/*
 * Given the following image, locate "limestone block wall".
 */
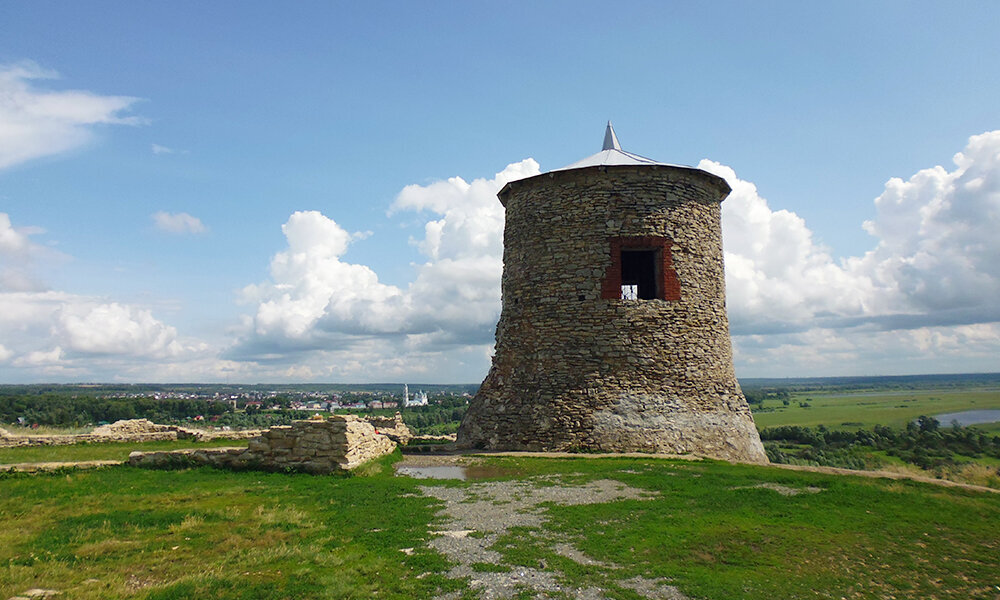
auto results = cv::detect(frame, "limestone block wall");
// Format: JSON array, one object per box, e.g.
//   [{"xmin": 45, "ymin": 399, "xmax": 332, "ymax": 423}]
[
  {"xmin": 91, "ymin": 418, "xmax": 178, "ymax": 437},
  {"xmin": 365, "ymin": 412, "xmax": 413, "ymax": 444},
  {"xmin": 0, "ymin": 419, "xmax": 264, "ymax": 448},
  {"xmin": 458, "ymin": 164, "xmax": 768, "ymax": 464},
  {"xmin": 129, "ymin": 415, "xmax": 397, "ymax": 473},
  {"xmin": 1, "ymin": 419, "xmax": 181, "ymax": 448}
]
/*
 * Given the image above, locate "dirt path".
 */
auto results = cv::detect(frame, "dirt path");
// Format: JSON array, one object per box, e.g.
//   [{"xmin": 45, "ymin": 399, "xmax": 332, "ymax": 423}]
[{"xmin": 415, "ymin": 476, "xmax": 686, "ymax": 600}]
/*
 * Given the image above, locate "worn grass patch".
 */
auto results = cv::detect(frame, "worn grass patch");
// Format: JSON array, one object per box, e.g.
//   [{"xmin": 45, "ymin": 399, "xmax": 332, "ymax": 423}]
[{"xmin": 2, "ymin": 455, "xmax": 998, "ymax": 599}]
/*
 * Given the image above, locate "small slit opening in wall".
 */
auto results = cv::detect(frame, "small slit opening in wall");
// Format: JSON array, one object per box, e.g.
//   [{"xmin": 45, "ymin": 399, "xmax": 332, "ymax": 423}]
[{"xmin": 577, "ymin": 294, "xmax": 586, "ymax": 301}]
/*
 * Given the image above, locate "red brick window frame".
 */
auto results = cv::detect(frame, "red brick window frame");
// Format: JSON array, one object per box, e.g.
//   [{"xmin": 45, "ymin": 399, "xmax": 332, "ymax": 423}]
[{"xmin": 601, "ymin": 236, "xmax": 681, "ymax": 300}]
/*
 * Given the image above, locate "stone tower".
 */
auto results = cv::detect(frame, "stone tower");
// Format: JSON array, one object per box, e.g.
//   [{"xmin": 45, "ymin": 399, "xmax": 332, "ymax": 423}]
[{"xmin": 457, "ymin": 124, "xmax": 767, "ymax": 464}]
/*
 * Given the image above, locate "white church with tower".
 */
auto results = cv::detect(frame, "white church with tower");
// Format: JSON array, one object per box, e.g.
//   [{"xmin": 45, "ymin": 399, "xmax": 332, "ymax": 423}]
[{"xmin": 402, "ymin": 384, "xmax": 428, "ymax": 407}]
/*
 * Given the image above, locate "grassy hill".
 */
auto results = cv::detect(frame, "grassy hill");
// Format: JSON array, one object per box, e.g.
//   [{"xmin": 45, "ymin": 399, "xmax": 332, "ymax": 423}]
[{"xmin": 2, "ymin": 453, "xmax": 998, "ymax": 600}]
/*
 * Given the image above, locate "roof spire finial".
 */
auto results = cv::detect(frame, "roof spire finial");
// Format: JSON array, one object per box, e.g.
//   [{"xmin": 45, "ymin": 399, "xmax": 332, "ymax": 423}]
[{"xmin": 602, "ymin": 121, "xmax": 621, "ymax": 151}]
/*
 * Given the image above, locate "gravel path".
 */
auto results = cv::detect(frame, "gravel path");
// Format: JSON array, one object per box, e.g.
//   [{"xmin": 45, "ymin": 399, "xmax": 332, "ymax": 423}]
[{"xmin": 412, "ymin": 473, "xmax": 686, "ymax": 600}]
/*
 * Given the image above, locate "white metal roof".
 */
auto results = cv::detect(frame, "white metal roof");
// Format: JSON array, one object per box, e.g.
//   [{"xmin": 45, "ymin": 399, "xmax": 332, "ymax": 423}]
[{"xmin": 553, "ymin": 122, "xmax": 680, "ymax": 171}]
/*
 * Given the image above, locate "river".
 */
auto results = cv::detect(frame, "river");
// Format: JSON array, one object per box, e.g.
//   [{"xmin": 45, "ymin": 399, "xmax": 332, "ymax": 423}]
[{"xmin": 930, "ymin": 409, "xmax": 1000, "ymax": 426}]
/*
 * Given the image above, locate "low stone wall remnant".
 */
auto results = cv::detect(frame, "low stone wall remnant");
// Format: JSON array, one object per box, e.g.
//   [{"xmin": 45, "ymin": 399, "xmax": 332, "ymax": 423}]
[
  {"xmin": 0, "ymin": 419, "xmax": 264, "ymax": 448},
  {"xmin": 366, "ymin": 412, "xmax": 413, "ymax": 444},
  {"xmin": 129, "ymin": 415, "xmax": 397, "ymax": 473}
]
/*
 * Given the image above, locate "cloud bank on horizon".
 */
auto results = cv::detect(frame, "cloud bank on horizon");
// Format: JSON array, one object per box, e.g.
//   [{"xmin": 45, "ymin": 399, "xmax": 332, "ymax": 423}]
[
  {"xmin": 703, "ymin": 133, "xmax": 1000, "ymax": 374},
  {"xmin": 1, "ymin": 62, "xmax": 997, "ymax": 382}
]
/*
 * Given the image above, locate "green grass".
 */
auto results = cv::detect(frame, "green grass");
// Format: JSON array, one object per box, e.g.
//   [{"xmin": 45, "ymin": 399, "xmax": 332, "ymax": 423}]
[
  {"xmin": 0, "ymin": 439, "xmax": 247, "ymax": 464},
  {"xmin": 753, "ymin": 387, "xmax": 1000, "ymax": 430},
  {"xmin": 0, "ymin": 454, "xmax": 459, "ymax": 600},
  {"xmin": 2, "ymin": 454, "xmax": 998, "ymax": 599},
  {"xmin": 977, "ymin": 421, "xmax": 1000, "ymax": 433},
  {"xmin": 487, "ymin": 457, "xmax": 1000, "ymax": 599}
]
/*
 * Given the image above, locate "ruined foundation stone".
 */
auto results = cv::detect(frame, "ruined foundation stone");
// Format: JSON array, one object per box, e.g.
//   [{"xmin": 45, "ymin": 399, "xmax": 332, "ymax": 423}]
[
  {"xmin": 129, "ymin": 415, "xmax": 397, "ymax": 473},
  {"xmin": 457, "ymin": 126, "xmax": 768, "ymax": 464},
  {"xmin": 365, "ymin": 412, "xmax": 413, "ymax": 445},
  {"xmin": 0, "ymin": 419, "xmax": 263, "ymax": 448}
]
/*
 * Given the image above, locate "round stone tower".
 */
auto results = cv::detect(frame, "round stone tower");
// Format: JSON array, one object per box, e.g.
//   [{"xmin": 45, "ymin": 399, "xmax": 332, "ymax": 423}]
[{"xmin": 457, "ymin": 123, "xmax": 767, "ymax": 464}]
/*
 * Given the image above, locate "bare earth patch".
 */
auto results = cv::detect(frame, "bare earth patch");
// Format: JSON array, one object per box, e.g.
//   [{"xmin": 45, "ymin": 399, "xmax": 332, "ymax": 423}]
[{"xmin": 417, "ymin": 477, "xmax": 687, "ymax": 599}]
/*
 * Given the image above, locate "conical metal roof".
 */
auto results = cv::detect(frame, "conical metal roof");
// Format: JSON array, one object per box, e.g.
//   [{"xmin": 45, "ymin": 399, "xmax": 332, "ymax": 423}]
[
  {"xmin": 602, "ymin": 121, "xmax": 621, "ymax": 150},
  {"xmin": 498, "ymin": 122, "xmax": 729, "ymax": 200},
  {"xmin": 554, "ymin": 122, "xmax": 677, "ymax": 171}
]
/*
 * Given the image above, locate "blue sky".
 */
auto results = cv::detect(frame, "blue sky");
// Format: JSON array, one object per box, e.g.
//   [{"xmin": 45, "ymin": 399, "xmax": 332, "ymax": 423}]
[{"xmin": 1, "ymin": 1, "xmax": 998, "ymax": 382}]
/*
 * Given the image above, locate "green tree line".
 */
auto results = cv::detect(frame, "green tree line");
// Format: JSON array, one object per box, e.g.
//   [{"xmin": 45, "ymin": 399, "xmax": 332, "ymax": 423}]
[
  {"xmin": 400, "ymin": 401, "xmax": 468, "ymax": 435},
  {"xmin": 761, "ymin": 417, "xmax": 1000, "ymax": 470},
  {"xmin": 0, "ymin": 394, "xmax": 231, "ymax": 428}
]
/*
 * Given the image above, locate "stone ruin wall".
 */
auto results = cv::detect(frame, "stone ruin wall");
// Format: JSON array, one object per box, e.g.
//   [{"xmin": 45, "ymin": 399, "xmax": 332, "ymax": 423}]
[
  {"xmin": 0, "ymin": 419, "xmax": 262, "ymax": 448},
  {"xmin": 365, "ymin": 412, "xmax": 413, "ymax": 444},
  {"xmin": 129, "ymin": 415, "xmax": 399, "ymax": 473},
  {"xmin": 4, "ymin": 414, "xmax": 410, "ymax": 473},
  {"xmin": 458, "ymin": 165, "xmax": 768, "ymax": 464}
]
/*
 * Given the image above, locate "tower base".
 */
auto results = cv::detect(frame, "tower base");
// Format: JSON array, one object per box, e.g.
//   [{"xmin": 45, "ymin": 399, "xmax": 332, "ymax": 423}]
[{"xmin": 458, "ymin": 384, "xmax": 769, "ymax": 464}]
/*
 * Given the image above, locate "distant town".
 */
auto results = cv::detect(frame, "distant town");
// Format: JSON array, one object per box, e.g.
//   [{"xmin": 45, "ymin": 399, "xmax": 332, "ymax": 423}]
[
  {"xmin": 87, "ymin": 383, "xmax": 474, "ymax": 412},
  {"xmin": 0, "ymin": 382, "xmax": 478, "ymax": 435}
]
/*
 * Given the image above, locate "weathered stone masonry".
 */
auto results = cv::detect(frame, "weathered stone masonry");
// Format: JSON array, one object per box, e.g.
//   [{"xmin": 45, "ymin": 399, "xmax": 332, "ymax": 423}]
[
  {"xmin": 0, "ymin": 419, "xmax": 262, "ymax": 448},
  {"xmin": 129, "ymin": 415, "xmax": 398, "ymax": 473},
  {"xmin": 457, "ymin": 144, "xmax": 768, "ymax": 463}
]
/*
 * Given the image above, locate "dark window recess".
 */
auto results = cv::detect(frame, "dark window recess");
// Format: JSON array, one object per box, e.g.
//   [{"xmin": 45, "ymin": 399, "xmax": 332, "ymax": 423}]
[
  {"xmin": 601, "ymin": 236, "xmax": 680, "ymax": 301},
  {"xmin": 621, "ymin": 249, "xmax": 660, "ymax": 299}
]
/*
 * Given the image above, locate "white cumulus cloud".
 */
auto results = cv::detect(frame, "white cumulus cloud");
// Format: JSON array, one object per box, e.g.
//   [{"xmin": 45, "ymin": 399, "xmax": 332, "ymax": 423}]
[
  {"xmin": 705, "ymin": 160, "xmax": 876, "ymax": 334},
  {"xmin": 242, "ymin": 209, "xmax": 401, "ymax": 340},
  {"xmin": 0, "ymin": 290, "xmax": 197, "ymax": 366},
  {"xmin": 55, "ymin": 302, "xmax": 184, "ymax": 357},
  {"xmin": 709, "ymin": 129, "xmax": 1000, "ymax": 339},
  {"xmin": 708, "ymin": 130, "xmax": 1000, "ymax": 375},
  {"xmin": 0, "ymin": 61, "xmax": 143, "ymax": 170},
  {"xmin": 0, "ymin": 212, "xmax": 56, "ymax": 292},
  {"xmin": 0, "ymin": 213, "xmax": 206, "ymax": 381},
  {"xmin": 230, "ymin": 159, "xmax": 540, "ymax": 377},
  {"xmin": 13, "ymin": 346, "xmax": 64, "ymax": 367},
  {"xmin": 848, "ymin": 130, "xmax": 1000, "ymax": 324},
  {"xmin": 152, "ymin": 211, "xmax": 208, "ymax": 235}
]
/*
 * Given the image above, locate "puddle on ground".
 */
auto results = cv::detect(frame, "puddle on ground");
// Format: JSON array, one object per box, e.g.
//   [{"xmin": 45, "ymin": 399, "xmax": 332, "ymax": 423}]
[{"xmin": 394, "ymin": 464, "xmax": 523, "ymax": 480}]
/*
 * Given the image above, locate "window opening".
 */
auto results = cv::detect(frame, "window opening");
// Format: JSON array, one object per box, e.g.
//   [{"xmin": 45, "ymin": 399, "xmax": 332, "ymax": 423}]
[
  {"xmin": 601, "ymin": 236, "xmax": 680, "ymax": 301},
  {"xmin": 620, "ymin": 249, "xmax": 660, "ymax": 299}
]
